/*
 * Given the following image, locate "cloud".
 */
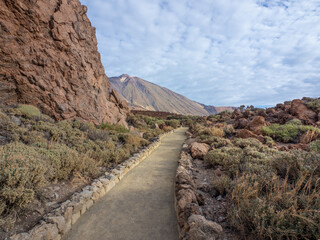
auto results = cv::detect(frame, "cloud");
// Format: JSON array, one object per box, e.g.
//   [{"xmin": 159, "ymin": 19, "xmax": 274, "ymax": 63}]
[{"xmin": 80, "ymin": 0, "xmax": 320, "ymax": 106}]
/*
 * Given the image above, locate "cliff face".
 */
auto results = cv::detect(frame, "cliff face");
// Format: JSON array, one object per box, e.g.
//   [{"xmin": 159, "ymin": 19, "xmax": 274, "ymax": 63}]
[{"xmin": 0, "ymin": 0, "xmax": 128, "ymax": 126}]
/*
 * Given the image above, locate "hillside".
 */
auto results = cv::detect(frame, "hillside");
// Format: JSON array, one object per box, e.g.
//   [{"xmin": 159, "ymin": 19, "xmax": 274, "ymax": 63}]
[{"xmin": 110, "ymin": 74, "xmax": 235, "ymax": 116}]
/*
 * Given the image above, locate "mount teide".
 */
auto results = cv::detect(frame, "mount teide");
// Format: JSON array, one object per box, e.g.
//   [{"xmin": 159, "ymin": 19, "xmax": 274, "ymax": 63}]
[{"xmin": 110, "ymin": 74, "xmax": 235, "ymax": 116}]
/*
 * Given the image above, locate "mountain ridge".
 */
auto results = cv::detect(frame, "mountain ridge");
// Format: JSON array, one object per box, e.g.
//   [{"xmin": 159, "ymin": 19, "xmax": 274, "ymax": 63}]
[{"xmin": 110, "ymin": 74, "xmax": 235, "ymax": 116}]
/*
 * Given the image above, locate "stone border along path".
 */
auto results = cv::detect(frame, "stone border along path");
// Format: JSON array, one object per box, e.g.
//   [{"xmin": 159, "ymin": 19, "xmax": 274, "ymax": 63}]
[
  {"xmin": 63, "ymin": 127, "xmax": 187, "ymax": 240},
  {"xmin": 8, "ymin": 127, "xmax": 187, "ymax": 240}
]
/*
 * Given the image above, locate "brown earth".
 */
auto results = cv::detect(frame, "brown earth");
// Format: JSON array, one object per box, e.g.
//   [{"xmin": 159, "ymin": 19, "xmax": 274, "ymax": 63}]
[{"xmin": 0, "ymin": 0, "xmax": 128, "ymax": 126}]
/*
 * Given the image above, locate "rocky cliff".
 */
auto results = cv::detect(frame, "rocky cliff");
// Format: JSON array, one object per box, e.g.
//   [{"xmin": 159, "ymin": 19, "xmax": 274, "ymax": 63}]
[{"xmin": 0, "ymin": 0, "xmax": 128, "ymax": 126}]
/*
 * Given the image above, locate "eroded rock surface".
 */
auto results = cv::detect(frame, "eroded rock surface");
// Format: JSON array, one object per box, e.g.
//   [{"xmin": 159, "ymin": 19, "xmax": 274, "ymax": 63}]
[{"xmin": 0, "ymin": 0, "xmax": 127, "ymax": 126}]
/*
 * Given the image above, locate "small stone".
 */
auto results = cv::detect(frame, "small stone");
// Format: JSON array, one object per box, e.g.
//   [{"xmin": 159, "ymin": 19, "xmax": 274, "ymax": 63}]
[
  {"xmin": 72, "ymin": 211, "xmax": 81, "ymax": 225},
  {"xmin": 86, "ymin": 199, "xmax": 93, "ymax": 210},
  {"xmin": 10, "ymin": 116, "xmax": 21, "ymax": 126},
  {"xmin": 8, "ymin": 233, "xmax": 32, "ymax": 240},
  {"xmin": 29, "ymin": 223, "xmax": 60, "ymax": 240},
  {"xmin": 46, "ymin": 216, "xmax": 66, "ymax": 234},
  {"xmin": 217, "ymin": 195, "xmax": 222, "ymax": 201}
]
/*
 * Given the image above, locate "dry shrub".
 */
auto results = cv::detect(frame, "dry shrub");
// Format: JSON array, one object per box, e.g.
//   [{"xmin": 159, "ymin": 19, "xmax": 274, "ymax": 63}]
[
  {"xmin": 229, "ymin": 173, "xmax": 320, "ymax": 240},
  {"xmin": 0, "ymin": 143, "xmax": 47, "ymax": 228},
  {"xmin": 300, "ymin": 129, "xmax": 319, "ymax": 144},
  {"xmin": 212, "ymin": 175, "xmax": 232, "ymax": 195},
  {"xmin": 211, "ymin": 127, "xmax": 225, "ymax": 137},
  {"xmin": 162, "ymin": 125, "xmax": 174, "ymax": 132}
]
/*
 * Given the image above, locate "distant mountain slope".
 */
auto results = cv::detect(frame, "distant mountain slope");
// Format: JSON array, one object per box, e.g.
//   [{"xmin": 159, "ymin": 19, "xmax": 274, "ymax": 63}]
[{"xmin": 110, "ymin": 74, "xmax": 235, "ymax": 116}]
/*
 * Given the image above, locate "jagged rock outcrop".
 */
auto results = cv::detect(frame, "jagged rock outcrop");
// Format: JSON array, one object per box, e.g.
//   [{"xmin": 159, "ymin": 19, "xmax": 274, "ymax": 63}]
[{"xmin": 0, "ymin": 0, "xmax": 128, "ymax": 126}]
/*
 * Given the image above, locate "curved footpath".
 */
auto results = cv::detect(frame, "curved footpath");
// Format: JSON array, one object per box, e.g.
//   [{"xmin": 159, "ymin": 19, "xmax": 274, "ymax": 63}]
[{"xmin": 64, "ymin": 127, "xmax": 187, "ymax": 240}]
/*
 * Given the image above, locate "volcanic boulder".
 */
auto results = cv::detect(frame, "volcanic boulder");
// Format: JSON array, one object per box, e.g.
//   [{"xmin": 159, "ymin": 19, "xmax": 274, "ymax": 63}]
[{"xmin": 289, "ymin": 100, "xmax": 317, "ymax": 125}]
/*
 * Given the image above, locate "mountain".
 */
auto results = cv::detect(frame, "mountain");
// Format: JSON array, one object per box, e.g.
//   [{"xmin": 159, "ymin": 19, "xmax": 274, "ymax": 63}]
[
  {"xmin": 0, "ymin": 0, "xmax": 128, "ymax": 126},
  {"xmin": 110, "ymin": 74, "xmax": 235, "ymax": 116}
]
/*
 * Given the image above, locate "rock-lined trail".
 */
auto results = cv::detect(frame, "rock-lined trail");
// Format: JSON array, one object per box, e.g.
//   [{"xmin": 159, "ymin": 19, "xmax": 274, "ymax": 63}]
[{"xmin": 64, "ymin": 128, "xmax": 187, "ymax": 240}]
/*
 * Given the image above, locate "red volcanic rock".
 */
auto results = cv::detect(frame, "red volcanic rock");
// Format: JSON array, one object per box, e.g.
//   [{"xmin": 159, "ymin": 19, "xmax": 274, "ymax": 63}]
[
  {"xmin": 266, "ymin": 108, "xmax": 276, "ymax": 115},
  {"xmin": 246, "ymin": 116, "xmax": 266, "ymax": 134},
  {"xmin": 0, "ymin": 0, "xmax": 127, "ymax": 126},
  {"xmin": 289, "ymin": 100, "xmax": 317, "ymax": 124},
  {"xmin": 237, "ymin": 129, "xmax": 265, "ymax": 143},
  {"xmin": 234, "ymin": 118, "xmax": 248, "ymax": 129},
  {"xmin": 276, "ymin": 111, "xmax": 294, "ymax": 124},
  {"xmin": 190, "ymin": 142, "xmax": 210, "ymax": 159}
]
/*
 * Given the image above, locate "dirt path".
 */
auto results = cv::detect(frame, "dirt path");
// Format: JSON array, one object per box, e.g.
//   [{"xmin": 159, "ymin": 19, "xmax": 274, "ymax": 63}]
[{"xmin": 64, "ymin": 128, "xmax": 187, "ymax": 240}]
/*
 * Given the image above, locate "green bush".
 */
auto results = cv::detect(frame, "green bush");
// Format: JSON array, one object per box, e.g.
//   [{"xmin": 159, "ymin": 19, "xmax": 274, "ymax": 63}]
[
  {"xmin": 16, "ymin": 105, "xmax": 41, "ymax": 118},
  {"xmin": 261, "ymin": 123, "xmax": 319, "ymax": 143},
  {"xmin": 165, "ymin": 119, "xmax": 180, "ymax": 128},
  {"xmin": 98, "ymin": 122, "xmax": 129, "ymax": 133},
  {"xmin": 306, "ymin": 99, "xmax": 320, "ymax": 111}
]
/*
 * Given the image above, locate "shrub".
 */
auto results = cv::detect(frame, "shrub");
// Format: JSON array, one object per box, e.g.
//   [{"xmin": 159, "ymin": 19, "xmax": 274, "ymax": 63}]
[
  {"xmin": 233, "ymin": 138, "xmax": 263, "ymax": 149},
  {"xmin": 209, "ymin": 137, "xmax": 232, "ymax": 148},
  {"xmin": 223, "ymin": 124, "xmax": 234, "ymax": 136},
  {"xmin": 229, "ymin": 173, "xmax": 320, "ymax": 240},
  {"xmin": 204, "ymin": 147, "xmax": 242, "ymax": 177},
  {"xmin": 212, "ymin": 175, "xmax": 232, "ymax": 195},
  {"xmin": 287, "ymin": 118, "xmax": 302, "ymax": 125},
  {"xmin": 165, "ymin": 119, "xmax": 180, "ymax": 128},
  {"xmin": 306, "ymin": 99, "xmax": 320, "ymax": 111},
  {"xmin": 87, "ymin": 128, "xmax": 109, "ymax": 141},
  {"xmin": 261, "ymin": 123, "xmax": 319, "ymax": 143},
  {"xmin": 16, "ymin": 105, "xmax": 41, "ymax": 118},
  {"xmin": 98, "ymin": 122, "xmax": 129, "ymax": 133},
  {"xmin": 309, "ymin": 140, "xmax": 320, "ymax": 153},
  {"xmin": 0, "ymin": 143, "xmax": 47, "ymax": 227}
]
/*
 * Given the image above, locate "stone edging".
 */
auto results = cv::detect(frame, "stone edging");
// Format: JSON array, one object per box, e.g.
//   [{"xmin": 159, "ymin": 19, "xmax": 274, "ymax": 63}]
[
  {"xmin": 174, "ymin": 140, "xmax": 223, "ymax": 240},
  {"xmin": 8, "ymin": 129, "xmax": 178, "ymax": 240}
]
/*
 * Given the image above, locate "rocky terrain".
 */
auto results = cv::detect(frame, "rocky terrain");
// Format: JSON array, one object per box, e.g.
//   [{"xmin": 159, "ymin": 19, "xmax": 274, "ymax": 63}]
[
  {"xmin": 175, "ymin": 97, "xmax": 320, "ymax": 240},
  {"xmin": 0, "ymin": 0, "xmax": 128, "ymax": 126},
  {"xmin": 110, "ymin": 74, "xmax": 235, "ymax": 116}
]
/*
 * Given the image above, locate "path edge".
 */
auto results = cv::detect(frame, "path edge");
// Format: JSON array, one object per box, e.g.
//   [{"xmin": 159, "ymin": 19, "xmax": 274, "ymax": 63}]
[{"xmin": 8, "ymin": 129, "xmax": 179, "ymax": 240}]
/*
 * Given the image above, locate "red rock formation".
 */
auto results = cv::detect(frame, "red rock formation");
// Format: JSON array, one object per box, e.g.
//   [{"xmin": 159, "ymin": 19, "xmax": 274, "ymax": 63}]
[
  {"xmin": 236, "ymin": 129, "xmax": 265, "ymax": 143},
  {"xmin": 0, "ymin": 0, "xmax": 127, "ymax": 126},
  {"xmin": 289, "ymin": 99, "xmax": 317, "ymax": 125},
  {"xmin": 246, "ymin": 116, "xmax": 266, "ymax": 134}
]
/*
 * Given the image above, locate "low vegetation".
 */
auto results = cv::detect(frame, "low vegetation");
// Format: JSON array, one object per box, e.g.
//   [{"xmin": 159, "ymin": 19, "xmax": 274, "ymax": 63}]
[
  {"xmin": 0, "ymin": 105, "xmax": 180, "ymax": 229},
  {"xmin": 261, "ymin": 121, "xmax": 319, "ymax": 143},
  {"xmin": 190, "ymin": 111, "xmax": 320, "ymax": 240}
]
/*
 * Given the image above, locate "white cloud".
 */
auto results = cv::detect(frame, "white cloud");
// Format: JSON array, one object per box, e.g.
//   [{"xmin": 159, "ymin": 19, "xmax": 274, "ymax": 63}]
[{"xmin": 80, "ymin": 0, "xmax": 320, "ymax": 106}]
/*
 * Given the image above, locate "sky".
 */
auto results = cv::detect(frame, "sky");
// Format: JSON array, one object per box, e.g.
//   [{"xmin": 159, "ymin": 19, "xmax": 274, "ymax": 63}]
[{"xmin": 80, "ymin": 0, "xmax": 320, "ymax": 107}]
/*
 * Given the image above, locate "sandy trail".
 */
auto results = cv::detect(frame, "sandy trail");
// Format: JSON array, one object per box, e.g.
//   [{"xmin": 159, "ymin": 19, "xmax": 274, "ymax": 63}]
[{"xmin": 64, "ymin": 128, "xmax": 187, "ymax": 240}]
